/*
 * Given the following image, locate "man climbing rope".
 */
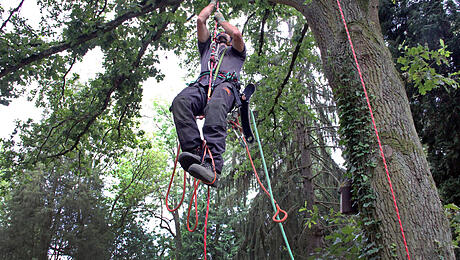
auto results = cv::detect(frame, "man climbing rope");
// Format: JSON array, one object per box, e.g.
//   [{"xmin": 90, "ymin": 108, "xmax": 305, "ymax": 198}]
[{"xmin": 170, "ymin": 1, "xmax": 246, "ymax": 188}]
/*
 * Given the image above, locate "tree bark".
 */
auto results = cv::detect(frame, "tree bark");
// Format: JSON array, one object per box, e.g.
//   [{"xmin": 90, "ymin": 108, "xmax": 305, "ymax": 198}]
[
  {"xmin": 295, "ymin": 117, "xmax": 324, "ymax": 255},
  {"xmin": 172, "ymin": 210, "xmax": 182, "ymax": 260},
  {"xmin": 271, "ymin": 0, "xmax": 455, "ymax": 258}
]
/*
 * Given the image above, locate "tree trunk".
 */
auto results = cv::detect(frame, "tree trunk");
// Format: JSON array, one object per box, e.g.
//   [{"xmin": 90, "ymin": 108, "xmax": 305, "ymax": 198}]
[
  {"xmin": 295, "ymin": 118, "xmax": 324, "ymax": 255},
  {"xmin": 271, "ymin": 0, "xmax": 454, "ymax": 258},
  {"xmin": 172, "ymin": 210, "xmax": 182, "ymax": 260}
]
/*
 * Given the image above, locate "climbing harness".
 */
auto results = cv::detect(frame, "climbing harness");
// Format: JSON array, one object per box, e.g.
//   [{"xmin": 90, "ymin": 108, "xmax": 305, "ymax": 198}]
[{"xmin": 336, "ymin": 0, "xmax": 410, "ymax": 259}]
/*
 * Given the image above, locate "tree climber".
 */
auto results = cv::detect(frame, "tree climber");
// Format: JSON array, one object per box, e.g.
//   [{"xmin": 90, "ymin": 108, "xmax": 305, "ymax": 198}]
[{"xmin": 170, "ymin": 1, "xmax": 246, "ymax": 188}]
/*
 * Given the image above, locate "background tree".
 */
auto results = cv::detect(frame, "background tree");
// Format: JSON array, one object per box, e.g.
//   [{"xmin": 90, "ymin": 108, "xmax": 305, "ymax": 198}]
[
  {"xmin": 379, "ymin": 0, "xmax": 460, "ymax": 205},
  {"xmin": 0, "ymin": 159, "xmax": 111, "ymax": 259}
]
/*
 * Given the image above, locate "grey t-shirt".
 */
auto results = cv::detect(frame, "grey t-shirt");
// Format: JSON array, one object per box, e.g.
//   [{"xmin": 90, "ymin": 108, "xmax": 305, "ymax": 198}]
[{"xmin": 197, "ymin": 36, "xmax": 246, "ymax": 86}]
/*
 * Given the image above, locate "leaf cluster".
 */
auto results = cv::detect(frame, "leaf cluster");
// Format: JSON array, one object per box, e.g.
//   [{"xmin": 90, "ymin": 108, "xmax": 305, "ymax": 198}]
[{"xmin": 398, "ymin": 39, "xmax": 459, "ymax": 95}]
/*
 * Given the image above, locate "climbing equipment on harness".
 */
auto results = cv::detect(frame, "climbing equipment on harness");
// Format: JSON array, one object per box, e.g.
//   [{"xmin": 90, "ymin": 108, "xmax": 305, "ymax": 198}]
[
  {"xmin": 239, "ymin": 83, "xmax": 256, "ymax": 143},
  {"xmin": 336, "ymin": 0, "xmax": 410, "ymax": 259},
  {"xmin": 207, "ymin": 1, "xmax": 221, "ymax": 99}
]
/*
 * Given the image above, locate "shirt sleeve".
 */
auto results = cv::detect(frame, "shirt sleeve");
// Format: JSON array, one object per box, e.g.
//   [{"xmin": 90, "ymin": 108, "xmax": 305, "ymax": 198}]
[
  {"xmin": 198, "ymin": 36, "xmax": 212, "ymax": 58},
  {"xmin": 231, "ymin": 45, "xmax": 247, "ymax": 59}
]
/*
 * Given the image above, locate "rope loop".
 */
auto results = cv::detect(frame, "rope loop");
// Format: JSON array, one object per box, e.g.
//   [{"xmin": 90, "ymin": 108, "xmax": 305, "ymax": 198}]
[
  {"xmin": 165, "ymin": 143, "xmax": 187, "ymax": 212},
  {"xmin": 186, "ymin": 179, "xmax": 200, "ymax": 232},
  {"xmin": 272, "ymin": 203, "xmax": 288, "ymax": 223}
]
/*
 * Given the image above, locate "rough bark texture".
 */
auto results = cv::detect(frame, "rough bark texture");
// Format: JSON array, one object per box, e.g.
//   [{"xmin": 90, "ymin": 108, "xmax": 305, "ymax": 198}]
[{"xmin": 271, "ymin": 0, "xmax": 455, "ymax": 258}]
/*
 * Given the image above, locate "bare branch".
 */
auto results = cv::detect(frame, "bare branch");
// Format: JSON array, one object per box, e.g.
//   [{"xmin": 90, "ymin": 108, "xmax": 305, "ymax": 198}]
[
  {"xmin": 61, "ymin": 56, "xmax": 77, "ymax": 103},
  {"xmin": 0, "ymin": 0, "xmax": 25, "ymax": 31},
  {"xmin": 267, "ymin": 22, "xmax": 309, "ymax": 117},
  {"xmin": 258, "ymin": 8, "xmax": 271, "ymax": 56}
]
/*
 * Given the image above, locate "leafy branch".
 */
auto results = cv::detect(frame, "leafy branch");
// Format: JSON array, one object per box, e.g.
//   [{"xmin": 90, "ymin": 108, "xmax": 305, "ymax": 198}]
[
  {"xmin": 0, "ymin": 0, "xmax": 183, "ymax": 80},
  {"xmin": 398, "ymin": 39, "xmax": 459, "ymax": 95}
]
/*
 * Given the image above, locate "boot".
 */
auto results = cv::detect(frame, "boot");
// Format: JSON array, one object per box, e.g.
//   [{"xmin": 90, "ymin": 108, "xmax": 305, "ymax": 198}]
[
  {"xmin": 188, "ymin": 160, "xmax": 220, "ymax": 188},
  {"xmin": 178, "ymin": 147, "xmax": 203, "ymax": 172}
]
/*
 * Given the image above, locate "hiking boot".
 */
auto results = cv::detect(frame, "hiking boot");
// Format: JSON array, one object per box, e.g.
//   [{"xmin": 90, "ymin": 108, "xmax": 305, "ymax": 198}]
[
  {"xmin": 188, "ymin": 160, "xmax": 220, "ymax": 188},
  {"xmin": 178, "ymin": 148, "xmax": 203, "ymax": 172}
]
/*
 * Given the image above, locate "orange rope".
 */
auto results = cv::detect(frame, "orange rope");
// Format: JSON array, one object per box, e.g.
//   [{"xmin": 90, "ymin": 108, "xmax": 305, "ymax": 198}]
[{"xmin": 229, "ymin": 119, "xmax": 288, "ymax": 223}]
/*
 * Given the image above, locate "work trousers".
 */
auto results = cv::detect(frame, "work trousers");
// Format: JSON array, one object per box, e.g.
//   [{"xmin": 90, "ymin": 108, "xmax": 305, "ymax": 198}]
[{"xmin": 171, "ymin": 82, "xmax": 236, "ymax": 172}]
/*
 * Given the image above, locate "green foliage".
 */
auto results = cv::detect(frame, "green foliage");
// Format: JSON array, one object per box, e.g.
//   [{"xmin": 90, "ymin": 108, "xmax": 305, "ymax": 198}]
[
  {"xmin": 397, "ymin": 39, "xmax": 459, "ymax": 95},
  {"xmin": 0, "ymin": 160, "xmax": 112, "ymax": 259},
  {"xmin": 332, "ymin": 53, "xmax": 380, "ymax": 258},
  {"xmin": 380, "ymin": 0, "xmax": 460, "ymax": 206},
  {"xmin": 112, "ymin": 221, "xmax": 163, "ymax": 259},
  {"xmin": 299, "ymin": 206, "xmax": 364, "ymax": 259},
  {"xmin": 445, "ymin": 203, "xmax": 460, "ymax": 255}
]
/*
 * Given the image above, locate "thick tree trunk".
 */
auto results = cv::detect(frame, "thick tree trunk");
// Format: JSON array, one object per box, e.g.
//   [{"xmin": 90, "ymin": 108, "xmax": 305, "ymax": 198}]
[{"xmin": 272, "ymin": 0, "xmax": 455, "ymax": 258}]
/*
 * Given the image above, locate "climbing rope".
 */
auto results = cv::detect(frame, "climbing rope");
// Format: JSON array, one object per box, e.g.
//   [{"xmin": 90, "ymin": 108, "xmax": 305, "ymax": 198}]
[
  {"xmin": 164, "ymin": 136, "xmax": 218, "ymax": 259},
  {"xmin": 336, "ymin": 0, "xmax": 410, "ymax": 259},
  {"xmin": 165, "ymin": 143, "xmax": 187, "ymax": 212},
  {"xmin": 229, "ymin": 118, "xmax": 287, "ymax": 223},
  {"xmin": 207, "ymin": 1, "xmax": 221, "ymax": 99}
]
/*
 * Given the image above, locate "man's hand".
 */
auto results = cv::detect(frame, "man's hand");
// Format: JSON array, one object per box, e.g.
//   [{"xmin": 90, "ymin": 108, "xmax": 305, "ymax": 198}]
[
  {"xmin": 214, "ymin": 12, "xmax": 225, "ymax": 24},
  {"xmin": 210, "ymin": 0, "xmax": 217, "ymax": 5}
]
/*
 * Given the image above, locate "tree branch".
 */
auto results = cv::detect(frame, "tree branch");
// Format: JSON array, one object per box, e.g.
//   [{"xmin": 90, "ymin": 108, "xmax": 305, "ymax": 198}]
[
  {"xmin": 43, "ymin": 5, "xmax": 179, "ymax": 159},
  {"xmin": 258, "ymin": 8, "xmax": 271, "ymax": 56},
  {"xmin": 0, "ymin": 0, "xmax": 182, "ymax": 79},
  {"xmin": 242, "ymin": 12, "xmax": 256, "ymax": 36},
  {"xmin": 0, "ymin": 0, "xmax": 25, "ymax": 32},
  {"xmin": 61, "ymin": 56, "xmax": 77, "ymax": 103}
]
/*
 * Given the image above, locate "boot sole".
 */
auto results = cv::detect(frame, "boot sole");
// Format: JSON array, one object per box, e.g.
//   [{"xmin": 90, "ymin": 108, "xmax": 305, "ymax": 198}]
[
  {"xmin": 188, "ymin": 164, "xmax": 219, "ymax": 188},
  {"xmin": 178, "ymin": 152, "xmax": 201, "ymax": 172}
]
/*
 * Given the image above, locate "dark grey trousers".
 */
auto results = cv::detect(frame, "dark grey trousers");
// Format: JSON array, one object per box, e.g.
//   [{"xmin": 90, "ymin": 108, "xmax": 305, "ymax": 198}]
[{"xmin": 171, "ymin": 82, "xmax": 236, "ymax": 172}]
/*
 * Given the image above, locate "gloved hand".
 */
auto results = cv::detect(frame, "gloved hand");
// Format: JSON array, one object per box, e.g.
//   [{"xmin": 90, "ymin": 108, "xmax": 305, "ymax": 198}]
[
  {"xmin": 214, "ymin": 12, "xmax": 225, "ymax": 23},
  {"xmin": 210, "ymin": 0, "xmax": 217, "ymax": 5}
]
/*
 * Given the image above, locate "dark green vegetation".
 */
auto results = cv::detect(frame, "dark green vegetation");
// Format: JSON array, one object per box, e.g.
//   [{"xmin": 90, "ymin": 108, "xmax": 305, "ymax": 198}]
[
  {"xmin": 0, "ymin": 0, "xmax": 458, "ymax": 259},
  {"xmin": 380, "ymin": 0, "xmax": 460, "ymax": 206}
]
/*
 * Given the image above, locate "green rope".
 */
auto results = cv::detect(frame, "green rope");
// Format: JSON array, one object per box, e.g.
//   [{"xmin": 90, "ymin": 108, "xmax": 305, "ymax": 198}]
[
  {"xmin": 250, "ymin": 109, "xmax": 295, "ymax": 260},
  {"xmin": 213, "ymin": 48, "xmax": 227, "ymax": 82}
]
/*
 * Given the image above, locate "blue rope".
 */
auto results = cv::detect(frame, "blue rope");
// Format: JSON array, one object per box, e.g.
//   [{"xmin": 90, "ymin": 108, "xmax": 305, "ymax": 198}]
[{"xmin": 250, "ymin": 109, "xmax": 295, "ymax": 260}]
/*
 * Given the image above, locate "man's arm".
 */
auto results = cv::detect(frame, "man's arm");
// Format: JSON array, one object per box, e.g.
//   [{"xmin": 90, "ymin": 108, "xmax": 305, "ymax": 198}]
[
  {"xmin": 197, "ymin": 2, "xmax": 215, "ymax": 43},
  {"xmin": 215, "ymin": 12, "xmax": 245, "ymax": 53}
]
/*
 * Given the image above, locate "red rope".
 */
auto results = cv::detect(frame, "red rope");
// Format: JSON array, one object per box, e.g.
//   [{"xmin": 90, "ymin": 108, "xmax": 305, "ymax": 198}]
[
  {"xmin": 336, "ymin": 1, "xmax": 410, "ymax": 258},
  {"xmin": 186, "ymin": 179, "xmax": 200, "ymax": 232},
  {"xmin": 165, "ymin": 143, "xmax": 187, "ymax": 212},
  {"xmin": 204, "ymin": 186, "xmax": 211, "ymax": 259}
]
